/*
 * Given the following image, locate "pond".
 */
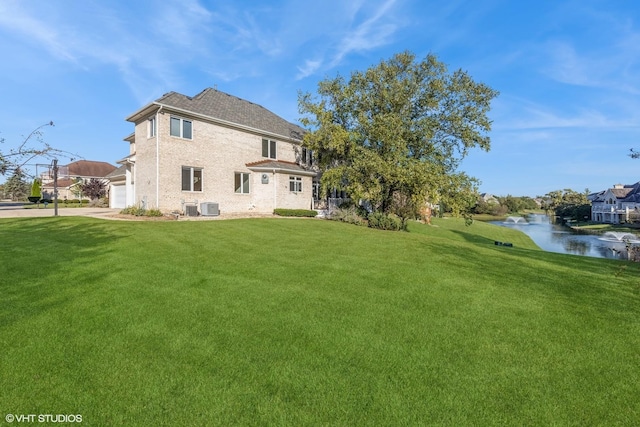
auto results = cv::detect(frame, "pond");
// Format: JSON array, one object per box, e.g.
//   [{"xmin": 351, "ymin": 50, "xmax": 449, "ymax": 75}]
[{"xmin": 491, "ymin": 214, "xmax": 639, "ymax": 260}]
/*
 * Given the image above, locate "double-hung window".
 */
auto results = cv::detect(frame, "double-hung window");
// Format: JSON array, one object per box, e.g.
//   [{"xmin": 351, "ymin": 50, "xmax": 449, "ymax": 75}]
[
  {"xmin": 262, "ymin": 138, "xmax": 276, "ymax": 159},
  {"xmin": 289, "ymin": 176, "xmax": 302, "ymax": 193},
  {"xmin": 235, "ymin": 172, "xmax": 250, "ymax": 194},
  {"xmin": 171, "ymin": 116, "xmax": 193, "ymax": 139},
  {"xmin": 182, "ymin": 167, "xmax": 202, "ymax": 192}
]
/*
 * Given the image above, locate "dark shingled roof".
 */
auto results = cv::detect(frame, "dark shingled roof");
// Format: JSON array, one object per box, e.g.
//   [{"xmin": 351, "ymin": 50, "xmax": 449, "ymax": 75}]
[
  {"xmin": 42, "ymin": 178, "xmax": 75, "ymax": 189},
  {"xmin": 611, "ymin": 188, "xmax": 634, "ymax": 198},
  {"xmin": 621, "ymin": 182, "xmax": 640, "ymax": 203},
  {"xmin": 67, "ymin": 160, "xmax": 117, "ymax": 178},
  {"xmin": 105, "ymin": 164, "xmax": 126, "ymax": 179},
  {"xmin": 155, "ymin": 88, "xmax": 305, "ymax": 141}
]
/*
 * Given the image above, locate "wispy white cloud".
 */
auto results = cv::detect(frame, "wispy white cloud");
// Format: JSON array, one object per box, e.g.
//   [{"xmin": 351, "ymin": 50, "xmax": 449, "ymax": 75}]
[
  {"xmin": 154, "ymin": 0, "xmax": 213, "ymax": 49},
  {"xmin": 0, "ymin": 0, "xmax": 77, "ymax": 63},
  {"xmin": 331, "ymin": 0, "xmax": 399, "ymax": 65},
  {"xmin": 537, "ymin": 3, "xmax": 640, "ymax": 96},
  {"xmin": 0, "ymin": 0, "xmax": 221, "ymax": 103},
  {"xmin": 296, "ymin": 59, "xmax": 323, "ymax": 80},
  {"xmin": 496, "ymin": 96, "xmax": 638, "ymax": 132},
  {"xmin": 293, "ymin": 0, "xmax": 403, "ymax": 78}
]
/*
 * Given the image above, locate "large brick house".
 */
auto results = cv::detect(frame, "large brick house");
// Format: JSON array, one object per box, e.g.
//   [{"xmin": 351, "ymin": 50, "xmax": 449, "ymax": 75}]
[{"xmin": 115, "ymin": 88, "xmax": 317, "ymax": 214}]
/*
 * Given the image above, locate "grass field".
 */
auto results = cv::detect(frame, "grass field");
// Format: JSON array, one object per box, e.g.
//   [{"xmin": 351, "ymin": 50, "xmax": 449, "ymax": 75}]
[{"xmin": 1, "ymin": 216, "xmax": 639, "ymax": 426}]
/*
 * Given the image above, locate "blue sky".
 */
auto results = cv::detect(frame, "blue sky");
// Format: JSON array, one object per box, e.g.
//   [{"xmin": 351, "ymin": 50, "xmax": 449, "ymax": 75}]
[{"xmin": 1, "ymin": 0, "xmax": 639, "ymax": 197}]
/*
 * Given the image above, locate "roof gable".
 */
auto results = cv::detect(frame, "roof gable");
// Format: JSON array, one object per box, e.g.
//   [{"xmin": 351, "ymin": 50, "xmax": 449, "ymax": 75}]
[{"xmin": 134, "ymin": 88, "xmax": 305, "ymax": 142}]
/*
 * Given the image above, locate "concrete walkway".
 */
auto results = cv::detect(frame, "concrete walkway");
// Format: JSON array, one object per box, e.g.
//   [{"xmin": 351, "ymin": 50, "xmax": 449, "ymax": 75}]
[{"xmin": 0, "ymin": 202, "xmax": 120, "ymax": 219}]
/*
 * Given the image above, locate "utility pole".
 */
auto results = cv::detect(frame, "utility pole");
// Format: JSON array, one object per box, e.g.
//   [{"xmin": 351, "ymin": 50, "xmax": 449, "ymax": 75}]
[{"xmin": 52, "ymin": 159, "xmax": 59, "ymax": 217}]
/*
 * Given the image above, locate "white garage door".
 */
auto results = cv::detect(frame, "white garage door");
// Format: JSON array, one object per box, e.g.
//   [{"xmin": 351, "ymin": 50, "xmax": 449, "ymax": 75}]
[{"xmin": 111, "ymin": 184, "xmax": 126, "ymax": 209}]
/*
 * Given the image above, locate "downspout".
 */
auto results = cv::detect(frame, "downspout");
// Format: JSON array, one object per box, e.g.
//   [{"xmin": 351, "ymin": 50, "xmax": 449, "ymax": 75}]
[
  {"xmin": 273, "ymin": 169, "xmax": 277, "ymax": 211},
  {"xmin": 155, "ymin": 105, "xmax": 163, "ymax": 207}
]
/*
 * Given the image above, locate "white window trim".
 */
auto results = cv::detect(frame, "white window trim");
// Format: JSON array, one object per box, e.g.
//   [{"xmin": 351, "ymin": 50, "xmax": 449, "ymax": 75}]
[
  {"xmin": 235, "ymin": 172, "xmax": 250, "ymax": 194},
  {"xmin": 301, "ymin": 147, "xmax": 314, "ymax": 166},
  {"xmin": 182, "ymin": 166, "xmax": 202, "ymax": 192},
  {"xmin": 289, "ymin": 176, "xmax": 302, "ymax": 193},
  {"xmin": 262, "ymin": 138, "xmax": 277, "ymax": 159},
  {"xmin": 171, "ymin": 116, "xmax": 193, "ymax": 140},
  {"xmin": 148, "ymin": 117, "xmax": 156, "ymax": 138}
]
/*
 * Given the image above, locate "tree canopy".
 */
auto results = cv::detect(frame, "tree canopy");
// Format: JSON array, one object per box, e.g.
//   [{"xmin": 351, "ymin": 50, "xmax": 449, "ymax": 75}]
[
  {"xmin": 298, "ymin": 51, "xmax": 499, "ymax": 217},
  {"xmin": 81, "ymin": 178, "xmax": 107, "ymax": 201}
]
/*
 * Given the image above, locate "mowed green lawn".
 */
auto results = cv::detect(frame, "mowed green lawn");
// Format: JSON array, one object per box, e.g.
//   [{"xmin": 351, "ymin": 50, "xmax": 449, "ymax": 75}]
[{"xmin": 1, "ymin": 217, "xmax": 639, "ymax": 426}]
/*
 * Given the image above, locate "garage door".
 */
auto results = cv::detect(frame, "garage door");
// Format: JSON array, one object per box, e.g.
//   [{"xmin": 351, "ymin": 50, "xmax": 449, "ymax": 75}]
[{"xmin": 111, "ymin": 184, "xmax": 126, "ymax": 209}]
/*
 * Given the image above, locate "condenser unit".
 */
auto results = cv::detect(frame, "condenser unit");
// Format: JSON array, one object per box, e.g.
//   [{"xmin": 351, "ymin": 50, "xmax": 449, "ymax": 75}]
[
  {"xmin": 201, "ymin": 202, "xmax": 220, "ymax": 216},
  {"xmin": 185, "ymin": 205, "xmax": 199, "ymax": 217}
]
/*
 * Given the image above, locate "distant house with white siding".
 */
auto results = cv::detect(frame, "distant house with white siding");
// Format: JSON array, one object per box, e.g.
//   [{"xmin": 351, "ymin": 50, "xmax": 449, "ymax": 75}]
[{"xmin": 589, "ymin": 182, "xmax": 640, "ymax": 224}]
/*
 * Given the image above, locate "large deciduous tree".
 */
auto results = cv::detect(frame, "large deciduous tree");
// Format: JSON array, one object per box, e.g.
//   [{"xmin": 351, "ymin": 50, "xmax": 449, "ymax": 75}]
[{"xmin": 298, "ymin": 51, "xmax": 498, "ymax": 218}]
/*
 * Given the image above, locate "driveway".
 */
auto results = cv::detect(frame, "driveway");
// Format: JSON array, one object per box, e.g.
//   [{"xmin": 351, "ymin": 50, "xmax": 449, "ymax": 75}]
[{"xmin": 0, "ymin": 201, "xmax": 120, "ymax": 219}]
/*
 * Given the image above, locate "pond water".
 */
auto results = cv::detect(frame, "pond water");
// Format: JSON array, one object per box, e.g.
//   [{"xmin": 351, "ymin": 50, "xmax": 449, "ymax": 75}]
[{"xmin": 491, "ymin": 214, "xmax": 638, "ymax": 260}]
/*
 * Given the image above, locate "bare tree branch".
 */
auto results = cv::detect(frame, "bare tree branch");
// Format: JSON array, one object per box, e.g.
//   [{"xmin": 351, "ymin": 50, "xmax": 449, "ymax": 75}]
[{"xmin": 0, "ymin": 122, "xmax": 79, "ymax": 177}]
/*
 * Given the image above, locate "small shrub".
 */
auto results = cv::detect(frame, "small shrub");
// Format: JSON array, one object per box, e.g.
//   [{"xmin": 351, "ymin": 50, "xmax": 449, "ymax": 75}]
[
  {"xmin": 120, "ymin": 205, "xmax": 164, "ymax": 217},
  {"xmin": 88, "ymin": 198, "xmax": 108, "ymax": 208},
  {"xmin": 367, "ymin": 212, "xmax": 406, "ymax": 231},
  {"xmin": 120, "ymin": 205, "xmax": 147, "ymax": 216},
  {"xmin": 329, "ymin": 207, "xmax": 366, "ymax": 226},
  {"xmin": 273, "ymin": 209, "xmax": 318, "ymax": 217}
]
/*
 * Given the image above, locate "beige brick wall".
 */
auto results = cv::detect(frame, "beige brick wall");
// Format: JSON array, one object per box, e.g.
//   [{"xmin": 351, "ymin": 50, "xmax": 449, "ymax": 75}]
[
  {"xmin": 131, "ymin": 111, "xmax": 311, "ymax": 214},
  {"xmin": 133, "ymin": 116, "xmax": 158, "ymax": 209}
]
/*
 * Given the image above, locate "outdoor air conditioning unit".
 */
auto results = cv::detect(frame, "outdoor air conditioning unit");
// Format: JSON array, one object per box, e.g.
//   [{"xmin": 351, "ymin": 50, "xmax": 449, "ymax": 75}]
[
  {"xmin": 201, "ymin": 202, "xmax": 220, "ymax": 216},
  {"xmin": 185, "ymin": 205, "xmax": 199, "ymax": 217}
]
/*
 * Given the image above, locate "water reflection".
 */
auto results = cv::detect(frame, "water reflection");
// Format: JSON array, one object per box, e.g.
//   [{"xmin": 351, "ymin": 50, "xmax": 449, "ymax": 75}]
[{"xmin": 491, "ymin": 214, "xmax": 637, "ymax": 260}]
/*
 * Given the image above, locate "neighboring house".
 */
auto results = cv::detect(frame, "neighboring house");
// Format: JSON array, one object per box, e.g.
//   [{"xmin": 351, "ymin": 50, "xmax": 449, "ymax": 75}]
[
  {"xmin": 42, "ymin": 160, "xmax": 116, "ymax": 201},
  {"xmin": 479, "ymin": 193, "xmax": 499, "ymax": 205},
  {"xmin": 589, "ymin": 182, "xmax": 640, "ymax": 224},
  {"xmin": 118, "ymin": 88, "xmax": 317, "ymax": 214}
]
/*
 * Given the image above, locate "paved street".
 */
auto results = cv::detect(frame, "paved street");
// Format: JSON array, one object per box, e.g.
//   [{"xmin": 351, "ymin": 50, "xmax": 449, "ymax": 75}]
[{"xmin": 0, "ymin": 201, "xmax": 119, "ymax": 219}]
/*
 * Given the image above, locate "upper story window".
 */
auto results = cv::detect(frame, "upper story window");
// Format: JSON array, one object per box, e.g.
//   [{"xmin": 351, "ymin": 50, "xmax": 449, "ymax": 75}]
[
  {"xmin": 171, "ymin": 116, "xmax": 193, "ymax": 139},
  {"xmin": 301, "ymin": 147, "xmax": 314, "ymax": 166},
  {"xmin": 182, "ymin": 166, "xmax": 202, "ymax": 192},
  {"xmin": 262, "ymin": 138, "xmax": 276, "ymax": 159},
  {"xmin": 148, "ymin": 117, "xmax": 156, "ymax": 137}
]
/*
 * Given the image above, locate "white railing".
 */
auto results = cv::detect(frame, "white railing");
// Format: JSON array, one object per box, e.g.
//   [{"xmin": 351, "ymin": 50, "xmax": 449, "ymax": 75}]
[{"xmin": 312, "ymin": 197, "xmax": 351, "ymax": 211}]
